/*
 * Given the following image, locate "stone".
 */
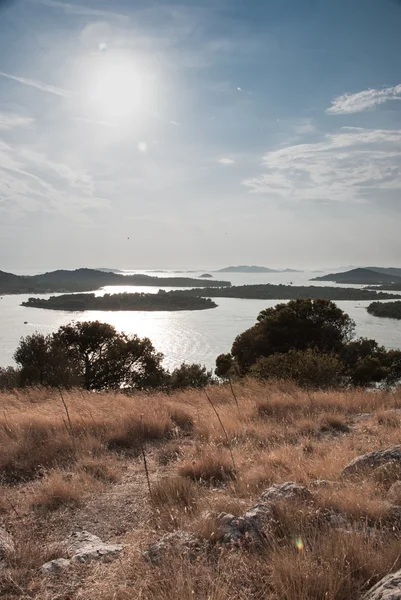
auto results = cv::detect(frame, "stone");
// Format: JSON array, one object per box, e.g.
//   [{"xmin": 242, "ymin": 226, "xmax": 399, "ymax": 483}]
[
  {"xmin": 144, "ymin": 531, "xmax": 202, "ymax": 564},
  {"xmin": 258, "ymin": 482, "xmax": 313, "ymax": 504},
  {"xmin": 214, "ymin": 512, "xmax": 267, "ymax": 547},
  {"xmin": 363, "ymin": 568, "xmax": 401, "ymax": 600},
  {"xmin": 41, "ymin": 558, "xmax": 71, "ymax": 574},
  {"xmin": 66, "ymin": 531, "xmax": 123, "ymax": 563},
  {"xmin": 387, "ymin": 481, "xmax": 401, "ymax": 505},
  {"xmin": 341, "ymin": 447, "xmax": 401, "ymax": 478}
]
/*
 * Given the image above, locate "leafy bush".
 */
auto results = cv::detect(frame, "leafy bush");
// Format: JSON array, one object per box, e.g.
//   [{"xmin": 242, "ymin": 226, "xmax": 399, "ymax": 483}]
[
  {"xmin": 250, "ymin": 349, "xmax": 343, "ymax": 389},
  {"xmin": 168, "ymin": 363, "xmax": 213, "ymax": 390}
]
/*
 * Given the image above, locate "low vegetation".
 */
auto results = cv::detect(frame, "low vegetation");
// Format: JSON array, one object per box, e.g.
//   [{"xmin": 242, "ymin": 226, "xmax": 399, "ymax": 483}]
[
  {"xmin": 367, "ymin": 300, "xmax": 401, "ymax": 319},
  {"xmin": 1, "ymin": 381, "xmax": 401, "ymax": 599}
]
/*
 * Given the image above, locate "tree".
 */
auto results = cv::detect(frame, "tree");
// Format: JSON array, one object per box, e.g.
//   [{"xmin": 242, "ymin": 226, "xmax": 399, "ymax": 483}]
[
  {"xmin": 13, "ymin": 333, "xmax": 72, "ymax": 387},
  {"xmin": 14, "ymin": 321, "xmax": 165, "ymax": 390},
  {"xmin": 168, "ymin": 363, "xmax": 214, "ymax": 390},
  {"xmin": 230, "ymin": 299, "xmax": 355, "ymax": 375}
]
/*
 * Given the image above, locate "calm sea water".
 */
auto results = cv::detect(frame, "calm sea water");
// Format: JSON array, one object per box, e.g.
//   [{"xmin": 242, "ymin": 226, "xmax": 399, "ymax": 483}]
[{"xmin": 1, "ymin": 270, "xmax": 400, "ymax": 371}]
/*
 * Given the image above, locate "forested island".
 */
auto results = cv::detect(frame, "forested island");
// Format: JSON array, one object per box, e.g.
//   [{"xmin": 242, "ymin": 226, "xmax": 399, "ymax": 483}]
[
  {"xmin": 312, "ymin": 268, "xmax": 401, "ymax": 285},
  {"xmin": 0, "ymin": 268, "xmax": 231, "ymax": 295},
  {"xmin": 21, "ymin": 291, "xmax": 218, "ymax": 312},
  {"xmin": 367, "ymin": 301, "xmax": 401, "ymax": 320},
  {"xmin": 172, "ymin": 284, "xmax": 401, "ymax": 301}
]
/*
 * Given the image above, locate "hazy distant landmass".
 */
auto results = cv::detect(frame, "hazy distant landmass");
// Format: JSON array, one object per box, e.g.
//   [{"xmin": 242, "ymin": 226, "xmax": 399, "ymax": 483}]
[
  {"xmin": 0, "ymin": 268, "xmax": 231, "ymax": 295},
  {"xmin": 22, "ymin": 291, "xmax": 217, "ymax": 312},
  {"xmin": 367, "ymin": 301, "xmax": 401, "ymax": 320},
  {"xmin": 200, "ymin": 273, "xmax": 213, "ymax": 278},
  {"xmin": 172, "ymin": 284, "xmax": 401, "ymax": 301},
  {"xmin": 367, "ymin": 267, "xmax": 401, "ymax": 278},
  {"xmin": 312, "ymin": 268, "xmax": 401, "ymax": 285},
  {"xmin": 216, "ymin": 265, "xmax": 301, "ymax": 273}
]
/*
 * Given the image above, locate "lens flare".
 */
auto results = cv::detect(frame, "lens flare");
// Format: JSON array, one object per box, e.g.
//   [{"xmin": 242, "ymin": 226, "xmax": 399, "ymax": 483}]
[{"xmin": 295, "ymin": 536, "xmax": 304, "ymax": 551}]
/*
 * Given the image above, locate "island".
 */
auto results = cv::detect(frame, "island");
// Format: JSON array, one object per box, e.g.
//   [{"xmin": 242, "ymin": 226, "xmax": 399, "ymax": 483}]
[
  {"xmin": 0, "ymin": 268, "xmax": 231, "ymax": 295},
  {"xmin": 215, "ymin": 265, "xmax": 301, "ymax": 273},
  {"xmin": 367, "ymin": 301, "xmax": 401, "ymax": 320},
  {"xmin": 171, "ymin": 284, "xmax": 401, "ymax": 301},
  {"xmin": 311, "ymin": 268, "xmax": 401, "ymax": 285},
  {"xmin": 21, "ymin": 291, "xmax": 218, "ymax": 312},
  {"xmin": 200, "ymin": 273, "xmax": 213, "ymax": 278}
]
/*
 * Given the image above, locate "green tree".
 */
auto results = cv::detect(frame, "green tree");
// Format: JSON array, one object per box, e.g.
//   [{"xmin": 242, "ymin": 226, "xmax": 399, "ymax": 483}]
[
  {"xmin": 13, "ymin": 321, "xmax": 165, "ymax": 390},
  {"xmin": 168, "ymin": 363, "xmax": 214, "ymax": 390},
  {"xmin": 230, "ymin": 299, "xmax": 355, "ymax": 375}
]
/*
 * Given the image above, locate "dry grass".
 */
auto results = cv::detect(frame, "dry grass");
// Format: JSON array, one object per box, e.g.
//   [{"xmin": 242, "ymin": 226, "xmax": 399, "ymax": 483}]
[{"xmin": 1, "ymin": 381, "xmax": 401, "ymax": 600}]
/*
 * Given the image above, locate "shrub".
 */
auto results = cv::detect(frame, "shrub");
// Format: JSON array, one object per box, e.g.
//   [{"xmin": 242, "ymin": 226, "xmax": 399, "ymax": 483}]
[
  {"xmin": 168, "ymin": 363, "xmax": 214, "ymax": 390},
  {"xmin": 250, "ymin": 349, "xmax": 343, "ymax": 389}
]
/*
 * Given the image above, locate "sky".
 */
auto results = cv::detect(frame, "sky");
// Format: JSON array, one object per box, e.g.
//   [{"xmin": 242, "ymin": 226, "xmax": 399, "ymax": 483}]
[{"xmin": 0, "ymin": 0, "xmax": 401, "ymax": 271}]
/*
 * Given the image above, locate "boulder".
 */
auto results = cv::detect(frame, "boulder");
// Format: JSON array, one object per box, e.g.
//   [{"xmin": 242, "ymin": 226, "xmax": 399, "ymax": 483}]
[
  {"xmin": 341, "ymin": 447, "xmax": 401, "ymax": 478},
  {"xmin": 363, "ymin": 568, "xmax": 401, "ymax": 600},
  {"xmin": 214, "ymin": 512, "xmax": 268, "ymax": 547}
]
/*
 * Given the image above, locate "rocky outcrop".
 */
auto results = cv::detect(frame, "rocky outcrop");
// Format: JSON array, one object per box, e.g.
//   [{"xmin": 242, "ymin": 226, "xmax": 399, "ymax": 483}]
[
  {"xmin": 341, "ymin": 447, "xmax": 401, "ymax": 478},
  {"xmin": 41, "ymin": 531, "xmax": 123, "ymax": 574},
  {"xmin": 363, "ymin": 568, "xmax": 401, "ymax": 600},
  {"xmin": 387, "ymin": 481, "xmax": 401, "ymax": 505}
]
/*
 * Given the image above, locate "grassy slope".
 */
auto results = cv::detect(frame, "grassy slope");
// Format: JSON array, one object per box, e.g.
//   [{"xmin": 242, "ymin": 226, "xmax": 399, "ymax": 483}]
[{"xmin": 1, "ymin": 381, "xmax": 401, "ymax": 599}]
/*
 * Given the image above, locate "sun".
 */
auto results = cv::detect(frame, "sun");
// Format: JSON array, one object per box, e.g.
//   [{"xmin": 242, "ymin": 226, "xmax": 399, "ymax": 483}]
[{"xmin": 84, "ymin": 56, "xmax": 148, "ymax": 119}]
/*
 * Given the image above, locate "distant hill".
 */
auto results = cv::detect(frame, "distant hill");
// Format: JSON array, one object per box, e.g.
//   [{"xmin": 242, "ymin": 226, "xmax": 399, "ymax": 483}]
[
  {"xmin": 311, "ymin": 268, "xmax": 401, "ymax": 285},
  {"xmin": 367, "ymin": 267, "xmax": 401, "ymax": 278},
  {"xmin": 0, "ymin": 268, "xmax": 231, "ymax": 295},
  {"xmin": 216, "ymin": 265, "xmax": 301, "ymax": 273}
]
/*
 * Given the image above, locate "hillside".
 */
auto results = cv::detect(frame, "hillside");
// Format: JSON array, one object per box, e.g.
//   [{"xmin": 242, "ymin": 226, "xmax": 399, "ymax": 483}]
[
  {"xmin": 1, "ymin": 382, "xmax": 401, "ymax": 599},
  {"xmin": 0, "ymin": 268, "xmax": 231, "ymax": 295},
  {"xmin": 367, "ymin": 266, "xmax": 401, "ymax": 278},
  {"xmin": 21, "ymin": 291, "xmax": 217, "ymax": 312},
  {"xmin": 312, "ymin": 268, "xmax": 401, "ymax": 285},
  {"xmin": 173, "ymin": 283, "xmax": 401, "ymax": 301}
]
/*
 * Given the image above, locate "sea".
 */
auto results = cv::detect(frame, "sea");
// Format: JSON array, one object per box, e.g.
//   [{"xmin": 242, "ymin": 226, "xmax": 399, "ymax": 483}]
[{"xmin": 1, "ymin": 269, "xmax": 401, "ymax": 371}]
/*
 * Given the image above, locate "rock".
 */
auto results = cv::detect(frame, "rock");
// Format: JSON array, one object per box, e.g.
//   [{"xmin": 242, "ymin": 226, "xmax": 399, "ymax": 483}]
[
  {"xmin": 66, "ymin": 531, "xmax": 123, "ymax": 563},
  {"xmin": 144, "ymin": 531, "xmax": 202, "ymax": 564},
  {"xmin": 341, "ymin": 447, "xmax": 401, "ymax": 478},
  {"xmin": 214, "ymin": 512, "xmax": 267, "ymax": 547},
  {"xmin": 388, "ymin": 481, "xmax": 401, "ymax": 505},
  {"xmin": 363, "ymin": 568, "xmax": 401, "ymax": 600},
  {"xmin": 41, "ymin": 558, "xmax": 71, "ymax": 574},
  {"xmin": 311, "ymin": 479, "xmax": 337, "ymax": 489},
  {"xmin": 259, "ymin": 482, "xmax": 313, "ymax": 504}
]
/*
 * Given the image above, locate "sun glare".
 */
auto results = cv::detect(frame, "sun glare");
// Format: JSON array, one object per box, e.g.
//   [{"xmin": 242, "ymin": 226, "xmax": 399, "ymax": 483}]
[{"xmin": 84, "ymin": 56, "xmax": 150, "ymax": 119}]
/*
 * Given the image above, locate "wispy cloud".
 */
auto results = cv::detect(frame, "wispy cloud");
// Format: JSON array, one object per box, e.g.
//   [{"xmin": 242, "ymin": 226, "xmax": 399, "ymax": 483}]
[
  {"xmin": 293, "ymin": 119, "xmax": 316, "ymax": 134},
  {"xmin": 244, "ymin": 128, "xmax": 401, "ymax": 206},
  {"xmin": 0, "ymin": 71, "xmax": 73, "ymax": 98},
  {"xmin": 218, "ymin": 158, "xmax": 235, "ymax": 165},
  {"xmin": 27, "ymin": 0, "xmax": 128, "ymax": 20},
  {"xmin": 0, "ymin": 143, "xmax": 109, "ymax": 219},
  {"xmin": 0, "ymin": 113, "xmax": 34, "ymax": 130},
  {"xmin": 327, "ymin": 84, "xmax": 401, "ymax": 115}
]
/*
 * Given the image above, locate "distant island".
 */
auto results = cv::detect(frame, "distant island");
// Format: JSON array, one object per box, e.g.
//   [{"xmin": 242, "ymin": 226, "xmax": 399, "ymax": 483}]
[
  {"xmin": 216, "ymin": 265, "xmax": 301, "ymax": 273},
  {"xmin": 172, "ymin": 284, "xmax": 401, "ymax": 301},
  {"xmin": 200, "ymin": 273, "xmax": 213, "ymax": 278},
  {"xmin": 0, "ymin": 268, "xmax": 231, "ymax": 295},
  {"xmin": 367, "ymin": 266, "xmax": 401, "ymax": 278},
  {"xmin": 312, "ymin": 268, "xmax": 401, "ymax": 285},
  {"xmin": 21, "ymin": 291, "xmax": 217, "ymax": 312},
  {"xmin": 367, "ymin": 301, "xmax": 401, "ymax": 320}
]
